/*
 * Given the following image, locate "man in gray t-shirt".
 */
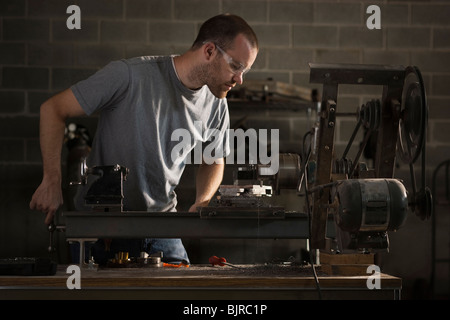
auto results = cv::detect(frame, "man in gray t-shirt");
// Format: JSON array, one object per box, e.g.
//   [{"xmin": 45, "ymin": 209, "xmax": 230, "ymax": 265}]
[
  {"xmin": 71, "ymin": 55, "xmax": 230, "ymax": 213},
  {"xmin": 30, "ymin": 14, "xmax": 259, "ymax": 264}
]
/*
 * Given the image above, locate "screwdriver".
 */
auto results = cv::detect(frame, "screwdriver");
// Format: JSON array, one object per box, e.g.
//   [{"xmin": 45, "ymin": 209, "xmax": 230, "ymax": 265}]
[
  {"xmin": 163, "ymin": 260, "xmax": 190, "ymax": 268},
  {"xmin": 209, "ymin": 256, "xmax": 241, "ymax": 269}
]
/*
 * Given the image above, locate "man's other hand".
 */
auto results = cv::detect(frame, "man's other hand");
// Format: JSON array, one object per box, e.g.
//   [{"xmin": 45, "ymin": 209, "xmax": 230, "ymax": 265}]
[{"xmin": 30, "ymin": 179, "xmax": 63, "ymax": 225}]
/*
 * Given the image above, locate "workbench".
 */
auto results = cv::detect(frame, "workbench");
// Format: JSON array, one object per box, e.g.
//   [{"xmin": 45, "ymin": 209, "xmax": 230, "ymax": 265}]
[{"xmin": 0, "ymin": 263, "xmax": 401, "ymax": 300}]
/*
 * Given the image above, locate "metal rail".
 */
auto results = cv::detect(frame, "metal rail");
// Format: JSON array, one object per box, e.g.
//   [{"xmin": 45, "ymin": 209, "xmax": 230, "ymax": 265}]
[{"xmin": 62, "ymin": 209, "xmax": 335, "ymax": 239}]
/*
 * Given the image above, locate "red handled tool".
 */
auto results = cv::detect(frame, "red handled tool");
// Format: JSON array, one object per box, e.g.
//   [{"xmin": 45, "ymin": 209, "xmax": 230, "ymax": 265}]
[
  {"xmin": 209, "ymin": 256, "xmax": 241, "ymax": 269},
  {"xmin": 163, "ymin": 259, "xmax": 190, "ymax": 268}
]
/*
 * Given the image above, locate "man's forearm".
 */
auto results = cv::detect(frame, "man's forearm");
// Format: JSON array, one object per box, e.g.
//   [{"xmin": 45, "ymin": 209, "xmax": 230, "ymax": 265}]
[
  {"xmin": 39, "ymin": 100, "xmax": 66, "ymax": 183},
  {"xmin": 194, "ymin": 160, "xmax": 224, "ymax": 207},
  {"xmin": 39, "ymin": 89, "xmax": 86, "ymax": 182},
  {"xmin": 29, "ymin": 99, "xmax": 70, "ymax": 224}
]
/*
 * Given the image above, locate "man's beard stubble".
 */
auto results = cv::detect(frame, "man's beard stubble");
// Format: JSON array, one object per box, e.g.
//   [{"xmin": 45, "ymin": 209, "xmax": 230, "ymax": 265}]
[{"xmin": 188, "ymin": 58, "xmax": 229, "ymax": 99}]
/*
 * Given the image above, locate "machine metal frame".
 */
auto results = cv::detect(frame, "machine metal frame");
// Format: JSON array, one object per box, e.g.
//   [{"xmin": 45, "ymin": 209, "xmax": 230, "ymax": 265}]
[
  {"xmin": 308, "ymin": 63, "xmax": 405, "ymax": 249},
  {"xmin": 308, "ymin": 63, "xmax": 430, "ymax": 251}
]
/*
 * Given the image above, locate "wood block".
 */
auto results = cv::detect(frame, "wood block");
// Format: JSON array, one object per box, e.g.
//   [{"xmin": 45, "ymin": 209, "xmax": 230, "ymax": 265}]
[
  {"xmin": 320, "ymin": 252, "xmax": 374, "ymax": 265},
  {"xmin": 321, "ymin": 264, "xmax": 373, "ymax": 276}
]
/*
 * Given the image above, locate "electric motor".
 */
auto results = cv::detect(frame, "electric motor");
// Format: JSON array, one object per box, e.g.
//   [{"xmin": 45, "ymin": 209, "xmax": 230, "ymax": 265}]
[{"xmin": 333, "ymin": 179, "xmax": 408, "ymax": 233}]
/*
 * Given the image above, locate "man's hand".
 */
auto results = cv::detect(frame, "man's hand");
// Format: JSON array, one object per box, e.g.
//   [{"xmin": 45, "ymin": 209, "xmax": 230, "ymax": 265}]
[
  {"xmin": 188, "ymin": 160, "xmax": 225, "ymax": 213},
  {"xmin": 30, "ymin": 178, "xmax": 63, "ymax": 225},
  {"xmin": 188, "ymin": 200, "xmax": 209, "ymax": 213}
]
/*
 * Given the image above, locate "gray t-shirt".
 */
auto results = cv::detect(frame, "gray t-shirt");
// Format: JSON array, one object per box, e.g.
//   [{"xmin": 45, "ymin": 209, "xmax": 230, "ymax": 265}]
[{"xmin": 71, "ymin": 55, "xmax": 230, "ymax": 212}]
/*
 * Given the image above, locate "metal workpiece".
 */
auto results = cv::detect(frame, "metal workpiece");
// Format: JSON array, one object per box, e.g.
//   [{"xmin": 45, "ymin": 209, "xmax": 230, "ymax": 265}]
[
  {"xmin": 232, "ymin": 154, "xmax": 302, "ymax": 192},
  {"xmin": 62, "ymin": 210, "xmax": 334, "ymax": 240}
]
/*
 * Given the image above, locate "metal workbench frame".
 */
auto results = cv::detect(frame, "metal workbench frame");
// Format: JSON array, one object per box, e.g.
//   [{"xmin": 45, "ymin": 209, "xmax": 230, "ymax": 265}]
[{"xmin": 62, "ymin": 209, "xmax": 335, "ymax": 239}]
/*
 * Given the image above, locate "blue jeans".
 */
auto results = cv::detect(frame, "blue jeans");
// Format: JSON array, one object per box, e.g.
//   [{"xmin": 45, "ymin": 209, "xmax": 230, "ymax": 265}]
[
  {"xmin": 144, "ymin": 238, "xmax": 190, "ymax": 264},
  {"xmin": 71, "ymin": 238, "xmax": 190, "ymax": 265}
]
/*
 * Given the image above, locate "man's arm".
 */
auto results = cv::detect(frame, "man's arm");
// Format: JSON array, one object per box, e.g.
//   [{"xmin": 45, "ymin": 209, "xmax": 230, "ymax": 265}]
[
  {"xmin": 188, "ymin": 159, "xmax": 225, "ymax": 212},
  {"xmin": 29, "ymin": 89, "xmax": 87, "ymax": 224}
]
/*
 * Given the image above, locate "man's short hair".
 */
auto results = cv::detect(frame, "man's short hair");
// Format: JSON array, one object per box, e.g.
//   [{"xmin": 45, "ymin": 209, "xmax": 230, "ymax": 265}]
[{"xmin": 192, "ymin": 14, "xmax": 258, "ymax": 51}]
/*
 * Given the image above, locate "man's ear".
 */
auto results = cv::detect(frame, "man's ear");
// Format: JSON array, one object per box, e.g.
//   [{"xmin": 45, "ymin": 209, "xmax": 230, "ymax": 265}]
[{"xmin": 203, "ymin": 42, "xmax": 215, "ymax": 61}]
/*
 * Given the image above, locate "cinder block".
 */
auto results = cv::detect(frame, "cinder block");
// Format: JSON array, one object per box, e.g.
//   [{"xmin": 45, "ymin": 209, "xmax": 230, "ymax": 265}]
[
  {"xmin": 244, "ymin": 118, "xmax": 291, "ymax": 142},
  {"xmin": 412, "ymin": 4, "xmax": 450, "ymax": 26},
  {"xmin": 269, "ymin": 1, "xmax": 313, "ymax": 23},
  {"xmin": 244, "ymin": 71, "xmax": 290, "ymax": 84},
  {"xmin": 387, "ymin": 27, "xmax": 431, "ymax": 49},
  {"xmin": 148, "ymin": 22, "xmax": 196, "ymax": 45},
  {"xmin": 2, "ymin": 67, "xmax": 49, "ymax": 90},
  {"xmin": 293, "ymin": 26, "xmax": 338, "ymax": 48},
  {"xmin": 28, "ymin": 43, "xmax": 74, "ymax": 66},
  {"xmin": 334, "ymin": 96, "xmax": 361, "ymax": 115},
  {"xmin": 378, "ymin": 4, "xmax": 409, "ymax": 26},
  {"xmin": 52, "ymin": 19, "xmax": 98, "ymax": 43},
  {"xmin": 28, "ymin": 0, "xmax": 72, "ymax": 17},
  {"xmin": 251, "ymin": 48, "xmax": 266, "ymax": 70},
  {"xmin": 126, "ymin": 0, "xmax": 171, "ymax": 20},
  {"xmin": 0, "ymin": 116, "xmax": 39, "ymax": 138},
  {"xmin": 26, "ymin": 139, "xmax": 42, "ymax": 162},
  {"xmin": 223, "ymin": 0, "xmax": 267, "ymax": 22},
  {"xmin": 292, "ymin": 72, "xmax": 315, "ymax": 89},
  {"xmin": 3, "ymin": 18, "xmax": 49, "ymax": 41},
  {"xmin": 252, "ymin": 24, "xmax": 290, "ymax": 47},
  {"xmin": 51, "ymin": 67, "xmax": 97, "ymax": 91},
  {"xmin": 315, "ymin": 3, "xmax": 362, "ymax": 25},
  {"xmin": 340, "ymin": 26, "xmax": 383, "ymax": 48},
  {"xmin": 28, "ymin": 92, "xmax": 53, "ymax": 114},
  {"xmin": 291, "ymin": 117, "xmax": 312, "ymax": 142},
  {"xmin": 314, "ymin": 49, "xmax": 360, "ymax": 64},
  {"xmin": 77, "ymin": 0, "xmax": 123, "ymax": 18},
  {"xmin": 0, "ymin": 43, "xmax": 25, "ymax": 65},
  {"xmin": 339, "ymin": 118, "xmax": 364, "ymax": 144},
  {"xmin": 432, "ymin": 122, "xmax": 450, "ymax": 144},
  {"xmin": 101, "ymin": 21, "xmax": 147, "ymax": 43},
  {"xmin": 411, "ymin": 51, "xmax": 450, "ymax": 73},
  {"xmin": 362, "ymin": 49, "xmax": 409, "ymax": 66},
  {"xmin": 0, "ymin": 0, "xmax": 25, "ymax": 16},
  {"xmin": 173, "ymin": 0, "xmax": 220, "ymax": 21},
  {"xmin": 75, "ymin": 44, "xmax": 125, "ymax": 67},
  {"xmin": 432, "ymin": 75, "xmax": 450, "ymax": 96},
  {"xmin": 0, "ymin": 91, "xmax": 25, "ymax": 113},
  {"xmin": 433, "ymin": 28, "xmax": 450, "ymax": 49},
  {"xmin": 428, "ymin": 98, "xmax": 450, "ymax": 119},
  {"xmin": 268, "ymin": 48, "xmax": 313, "ymax": 71},
  {"xmin": 0, "ymin": 139, "xmax": 24, "ymax": 161},
  {"xmin": 0, "ymin": 163, "xmax": 43, "ymax": 185}
]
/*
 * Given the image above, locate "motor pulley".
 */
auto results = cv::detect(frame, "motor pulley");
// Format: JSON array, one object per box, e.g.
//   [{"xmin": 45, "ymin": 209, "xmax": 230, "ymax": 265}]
[
  {"xmin": 398, "ymin": 66, "xmax": 432, "ymax": 221},
  {"xmin": 398, "ymin": 66, "xmax": 427, "ymax": 165}
]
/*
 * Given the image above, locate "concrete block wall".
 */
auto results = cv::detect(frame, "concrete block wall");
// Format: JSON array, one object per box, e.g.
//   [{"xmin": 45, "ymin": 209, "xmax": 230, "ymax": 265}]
[{"xmin": 1, "ymin": 0, "xmax": 449, "ymax": 298}]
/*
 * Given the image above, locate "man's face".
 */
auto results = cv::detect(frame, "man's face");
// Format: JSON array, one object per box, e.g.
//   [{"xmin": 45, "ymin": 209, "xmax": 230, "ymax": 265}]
[{"xmin": 205, "ymin": 34, "xmax": 258, "ymax": 99}]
